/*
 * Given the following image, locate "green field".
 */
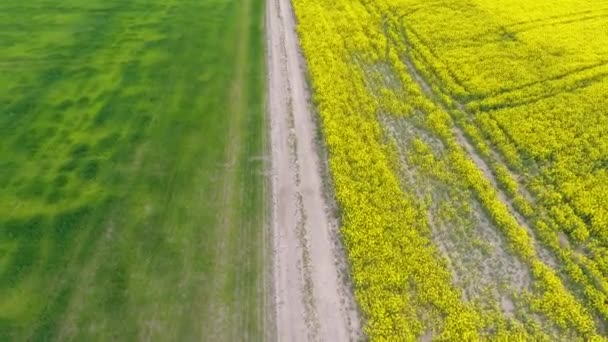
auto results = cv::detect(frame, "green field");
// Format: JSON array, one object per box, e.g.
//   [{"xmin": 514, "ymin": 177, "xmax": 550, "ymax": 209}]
[{"xmin": 0, "ymin": 0, "xmax": 267, "ymax": 340}]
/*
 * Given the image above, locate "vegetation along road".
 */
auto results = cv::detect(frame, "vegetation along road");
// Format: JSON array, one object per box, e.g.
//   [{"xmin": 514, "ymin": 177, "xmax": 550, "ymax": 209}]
[{"xmin": 0, "ymin": 0, "xmax": 268, "ymax": 340}]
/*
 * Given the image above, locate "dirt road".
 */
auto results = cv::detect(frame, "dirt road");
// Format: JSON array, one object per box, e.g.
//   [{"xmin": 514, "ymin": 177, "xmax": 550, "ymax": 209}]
[{"xmin": 266, "ymin": 0, "xmax": 361, "ymax": 340}]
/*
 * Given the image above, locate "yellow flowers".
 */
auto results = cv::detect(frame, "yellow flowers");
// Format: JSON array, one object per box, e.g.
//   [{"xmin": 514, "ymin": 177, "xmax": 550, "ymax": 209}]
[
  {"xmin": 292, "ymin": 0, "xmax": 485, "ymax": 339},
  {"xmin": 292, "ymin": 0, "xmax": 608, "ymax": 339}
]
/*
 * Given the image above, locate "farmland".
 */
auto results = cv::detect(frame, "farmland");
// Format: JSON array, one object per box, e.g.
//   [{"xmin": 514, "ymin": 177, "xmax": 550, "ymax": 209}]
[
  {"xmin": 292, "ymin": 0, "xmax": 608, "ymax": 340},
  {"xmin": 4, "ymin": 0, "xmax": 608, "ymax": 340},
  {"xmin": 0, "ymin": 0, "xmax": 267, "ymax": 340}
]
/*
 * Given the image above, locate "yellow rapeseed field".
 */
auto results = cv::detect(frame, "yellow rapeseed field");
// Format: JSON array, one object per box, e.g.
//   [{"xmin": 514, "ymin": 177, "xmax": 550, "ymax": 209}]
[{"xmin": 292, "ymin": 0, "xmax": 608, "ymax": 340}]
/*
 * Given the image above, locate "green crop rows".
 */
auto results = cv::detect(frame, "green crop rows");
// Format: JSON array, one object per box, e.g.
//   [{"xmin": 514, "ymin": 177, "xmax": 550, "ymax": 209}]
[{"xmin": 0, "ymin": 0, "xmax": 266, "ymax": 340}]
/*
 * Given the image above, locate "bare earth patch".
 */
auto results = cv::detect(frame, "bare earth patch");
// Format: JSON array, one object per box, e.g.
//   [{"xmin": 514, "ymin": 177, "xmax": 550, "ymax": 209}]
[{"xmin": 266, "ymin": 0, "xmax": 362, "ymax": 340}]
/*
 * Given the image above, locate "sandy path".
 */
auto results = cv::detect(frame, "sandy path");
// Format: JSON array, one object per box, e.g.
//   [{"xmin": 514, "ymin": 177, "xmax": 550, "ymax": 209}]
[{"xmin": 266, "ymin": 0, "xmax": 361, "ymax": 340}]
